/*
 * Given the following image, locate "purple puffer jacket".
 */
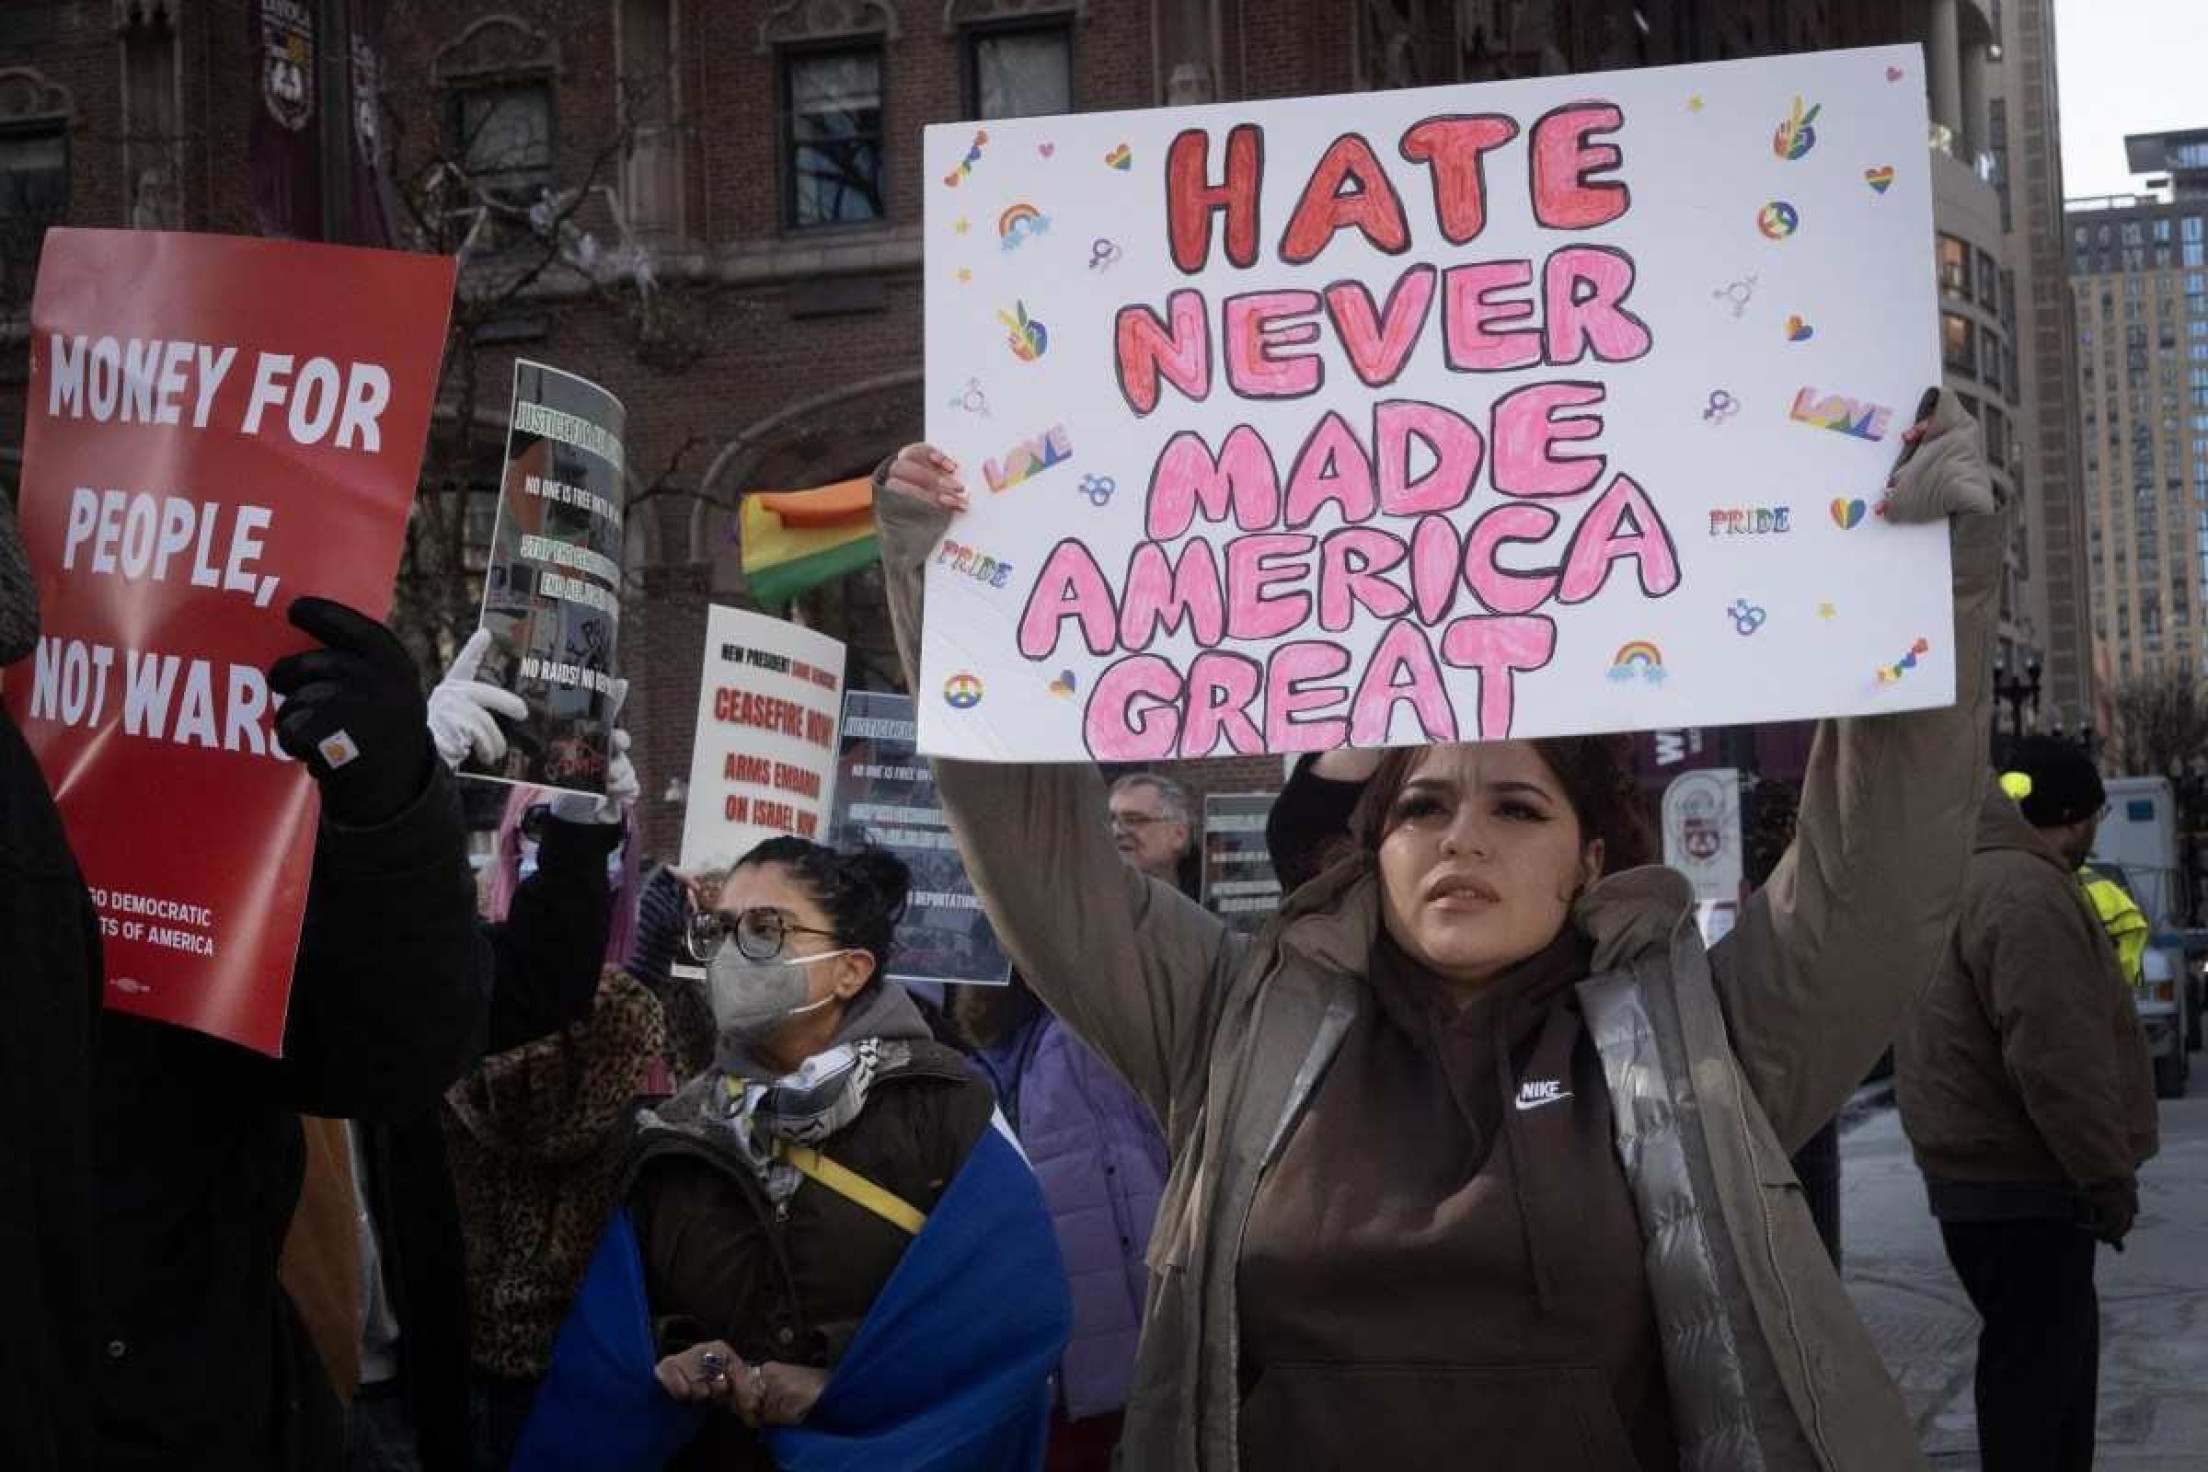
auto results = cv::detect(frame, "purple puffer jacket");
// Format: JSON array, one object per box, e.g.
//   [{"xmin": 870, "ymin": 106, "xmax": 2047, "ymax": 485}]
[{"xmin": 977, "ymin": 1011, "xmax": 1170, "ymax": 1421}]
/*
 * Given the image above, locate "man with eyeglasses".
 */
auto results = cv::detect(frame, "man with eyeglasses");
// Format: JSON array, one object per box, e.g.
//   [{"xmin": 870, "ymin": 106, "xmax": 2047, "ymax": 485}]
[
  {"xmin": 1896, "ymin": 736, "xmax": 2158, "ymax": 1472},
  {"xmin": 1106, "ymin": 774, "xmax": 1196, "ymax": 890}
]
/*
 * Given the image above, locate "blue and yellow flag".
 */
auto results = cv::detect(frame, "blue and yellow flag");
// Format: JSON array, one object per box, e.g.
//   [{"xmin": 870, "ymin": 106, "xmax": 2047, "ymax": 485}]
[{"xmin": 513, "ymin": 1121, "xmax": 1069, "ymax": 1470}]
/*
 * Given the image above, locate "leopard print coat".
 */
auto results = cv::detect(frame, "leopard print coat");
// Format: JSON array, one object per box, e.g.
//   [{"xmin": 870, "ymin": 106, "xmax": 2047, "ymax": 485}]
[{"xmin": 443, "ymin": 964, "xmax": 710, "ymax": 1381}]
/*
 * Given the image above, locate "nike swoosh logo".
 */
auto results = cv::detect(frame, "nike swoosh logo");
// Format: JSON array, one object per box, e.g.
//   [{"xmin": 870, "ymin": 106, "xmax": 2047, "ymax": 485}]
[{"xmin": 1514, "ymin": 1092, "xmax": 1574, "ymax": 1112}]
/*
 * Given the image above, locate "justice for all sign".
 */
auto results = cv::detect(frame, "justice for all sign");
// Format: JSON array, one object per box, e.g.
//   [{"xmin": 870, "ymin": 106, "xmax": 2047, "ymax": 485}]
[
  {"xmin": 918, "ymin": 45, "xmax": 1947, "ymax": 761},
  {"xmin": 2, "ymin": 229, "xmax": 453, "ymax": 1054}
]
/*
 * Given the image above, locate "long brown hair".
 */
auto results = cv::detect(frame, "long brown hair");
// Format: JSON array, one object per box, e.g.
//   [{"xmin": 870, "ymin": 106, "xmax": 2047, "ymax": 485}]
[{"xmin": 1349, "ymin": 736, "xmax": 1656, "ymax": 873}]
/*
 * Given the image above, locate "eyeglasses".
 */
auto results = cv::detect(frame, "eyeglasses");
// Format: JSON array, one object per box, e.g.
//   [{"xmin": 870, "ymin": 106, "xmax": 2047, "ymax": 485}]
[
  {"xmin": 1107, "ymin": 811, "xmax": 1169, "ymax": 833},
  {"xmin": 685, "ymin": 906, "xmax": 839, "ymax": 963}
]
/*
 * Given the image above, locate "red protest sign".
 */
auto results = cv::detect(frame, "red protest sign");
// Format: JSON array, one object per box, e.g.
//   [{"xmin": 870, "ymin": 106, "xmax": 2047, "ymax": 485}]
[{"xmin": 0, "ymin": 229, "xmax": 455, "ymax": 1055}]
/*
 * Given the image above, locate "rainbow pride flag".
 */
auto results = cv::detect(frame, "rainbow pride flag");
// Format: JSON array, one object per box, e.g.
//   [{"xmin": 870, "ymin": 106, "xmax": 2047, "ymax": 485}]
[{"xmin": 738, "ymin": 477, "xmax": 877, "ymax": 606}]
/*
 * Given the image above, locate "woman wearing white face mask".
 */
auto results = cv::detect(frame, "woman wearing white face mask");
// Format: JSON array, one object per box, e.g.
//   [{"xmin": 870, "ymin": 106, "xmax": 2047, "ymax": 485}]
[{"xmin": 622, "ymin": 838, "xmax": 1002, "ymax": 1469}]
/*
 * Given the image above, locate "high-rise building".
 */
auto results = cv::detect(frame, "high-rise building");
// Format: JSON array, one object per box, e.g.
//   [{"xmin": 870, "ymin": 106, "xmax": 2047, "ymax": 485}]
[
  {"xmin": 2066, "ymin": 130, "xmax": 2208, "ymax": 695},
  {"xmin": 1994, "ymin": 0, "xmax": 2094, "ymax": 737},
  {"xmin": 1829, "ymin": 1, "xmax": 2078, "ymax": 743}
]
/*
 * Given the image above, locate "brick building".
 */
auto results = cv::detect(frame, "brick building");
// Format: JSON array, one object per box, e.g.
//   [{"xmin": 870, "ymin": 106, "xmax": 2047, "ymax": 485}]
[{"xmin": 0, "ymin": 0, "xmax": 2080, "ymax": 865}]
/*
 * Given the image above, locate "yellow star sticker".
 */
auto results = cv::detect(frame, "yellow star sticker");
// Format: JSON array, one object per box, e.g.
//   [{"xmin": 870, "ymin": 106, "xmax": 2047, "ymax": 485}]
[
  {"xmin": 1687, "ymin": 95, "xmax": 1704, "ymax": 113},
  {"xmin": 956, "ymin": 267, "xmax": 972, "ymax": 283},
  {"xmin": 1817, "ymin": 602, "xmax": 1837, "ymax": 620},
  {"xmin": 953, "ymin": 217, "xmax": 971, "ymax": 235}
]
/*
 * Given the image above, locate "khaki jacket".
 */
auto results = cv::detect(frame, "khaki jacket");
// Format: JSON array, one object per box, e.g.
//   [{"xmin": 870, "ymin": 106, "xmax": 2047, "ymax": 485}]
[
  {"xmin": 1897, "ymin": 791, "xmax": 2158, "ymax": 1196},
  {"xmin": 877, "ymin": 483, "xmax": 2002, "ymax": 1470}
]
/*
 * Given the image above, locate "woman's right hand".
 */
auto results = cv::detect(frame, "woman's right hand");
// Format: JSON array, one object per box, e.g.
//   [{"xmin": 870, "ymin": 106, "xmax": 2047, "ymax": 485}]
[
  {"xmin": 880, "ymin": 442, "xmax": 970, "ymax": 514},
  {"xmin": 654, "ymin": 1339, "xmax": 765, "ymax": 1420}
]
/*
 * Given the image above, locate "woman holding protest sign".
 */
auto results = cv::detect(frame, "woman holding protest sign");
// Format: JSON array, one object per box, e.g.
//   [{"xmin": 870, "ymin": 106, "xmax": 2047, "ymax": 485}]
[
  {"xmin": 511, "ymin": 837, "xmax": 1068, "ymax": 1470},
  {"xmin": 872, "ymin": 387, "xmax": 2001, "ymax": 1470}
]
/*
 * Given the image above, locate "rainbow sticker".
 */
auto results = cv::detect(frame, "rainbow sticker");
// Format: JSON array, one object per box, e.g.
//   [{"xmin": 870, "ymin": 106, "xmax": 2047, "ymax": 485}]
[
  {"xmin": 944, "ymin": 672, "xmax": 985, "ymax": 709},
  {"xmin": 1791, "ymin": 388, "xmax": 1893, "ymax": 442},
  {"xmin": 999, "ymin": 203, "xmax": 1051, "ymax": 251},
  {"xmin": 996, "ymin": 301, "xmax": 1048, "ymax": 362},
  {"xmin": 943, "ymin": 130, "xmax": 988, "ymax": 187},
  {"xmin": 1772, "ymin": 98, "xmax": 1821, "ymax": 160},
  {"xmin": 1756, "ymin": 201, "xmax": 1800, "ymax": 240},
  {"xmin": 1876, "ymin": 638, "xmax": 1932, "ymax": 686},
  {"xmin": 1608, "ymin": 641, "xmax": 1666, "ymax": 685}
]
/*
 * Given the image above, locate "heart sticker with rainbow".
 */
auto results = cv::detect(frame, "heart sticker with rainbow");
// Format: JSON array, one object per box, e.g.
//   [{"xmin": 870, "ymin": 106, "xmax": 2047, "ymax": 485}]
[
  {"xmin": 1865, "ymin": 166, "xmax": 1895, "ymax": 195},
  {"xmin": 1830, "ymin": 498, "xmax": 1867, "ymax": 530}
]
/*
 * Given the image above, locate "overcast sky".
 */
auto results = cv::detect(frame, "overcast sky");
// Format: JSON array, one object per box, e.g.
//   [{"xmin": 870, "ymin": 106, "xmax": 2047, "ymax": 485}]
[{"xmin": 2054, "ymin": 0, "xmax": 2202, "ymax": 201}]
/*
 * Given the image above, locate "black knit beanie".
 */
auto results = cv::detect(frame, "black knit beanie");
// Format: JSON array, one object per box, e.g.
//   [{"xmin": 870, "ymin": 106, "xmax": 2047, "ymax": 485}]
[{"xmin": 2003, "ymin": 735, "xmax": 2105, "ymax": 829}]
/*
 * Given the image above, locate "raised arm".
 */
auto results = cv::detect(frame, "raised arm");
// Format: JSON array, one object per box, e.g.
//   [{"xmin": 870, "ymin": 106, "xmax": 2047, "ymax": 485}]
[
  {"xmin": 1712, "ymin": 390, "xmax": 2005, "ymax": 1151},
  {"xmin": 1266, "ymin": 750, "xmax": 1383, "ymax": 894},
  {"xmin": 271, "ymin": 599, "xmax": 489, "ymax": 1119},
  {"xmin": 874, "ymin": 448, "xmax": 1240, "ymax": 1133}
]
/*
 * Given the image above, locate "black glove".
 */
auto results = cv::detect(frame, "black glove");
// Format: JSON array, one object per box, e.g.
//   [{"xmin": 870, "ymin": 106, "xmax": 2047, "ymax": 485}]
[
  {"xmin": 2078, "ymin": 1178, "xmax": 2138, "ymax": 1248},
  {"xmin": 268, "ymin": 597, "xmax": 434, "ymax": 828}
]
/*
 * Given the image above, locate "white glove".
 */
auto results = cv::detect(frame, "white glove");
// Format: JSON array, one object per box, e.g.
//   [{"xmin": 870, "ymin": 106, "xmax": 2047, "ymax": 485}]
[
  {"xmin": 427, "ymin": 629, "xmax": 528, "ymax": 770},
  {"xmin": 551, "ymin": 679, "xmax": 635, "ymax": 826}
]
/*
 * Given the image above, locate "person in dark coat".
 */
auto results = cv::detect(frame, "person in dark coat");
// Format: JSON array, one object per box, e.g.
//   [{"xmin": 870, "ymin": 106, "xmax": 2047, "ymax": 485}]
[
  {"xmin": 1897, "ymin": 738, "xmax": 2158, "ymax": 1472},
  {"xmin": 640, "ymin": 839, "xmax": 999, "ymax": 1470},
  {"xmin": 0, "ymin": 496, "xmax": 100, "ymax": 1472},
  {"xmin": 335, "ymin": 790, "xmax": 633, "ymax": 1470},
  {"xmin": 87, "ymin": 597, "xmax": 490, "ymax": 1472}
]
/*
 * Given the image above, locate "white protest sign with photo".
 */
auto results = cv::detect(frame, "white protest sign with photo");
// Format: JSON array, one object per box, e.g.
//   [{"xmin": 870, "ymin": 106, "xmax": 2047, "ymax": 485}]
[
  {"xmin": 677, "ymin": 605, "xmax": 846, "ymax": 870},
  {"xmin": 919, "ymin": 45, "xmax": 1946, "ymax": 761}
]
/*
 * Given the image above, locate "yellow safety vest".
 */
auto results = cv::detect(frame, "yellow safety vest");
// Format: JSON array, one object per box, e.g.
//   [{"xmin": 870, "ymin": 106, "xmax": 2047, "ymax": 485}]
[{"xmin": 2078, "ymin": 870, "xmax": 2149, "ymax": 989}]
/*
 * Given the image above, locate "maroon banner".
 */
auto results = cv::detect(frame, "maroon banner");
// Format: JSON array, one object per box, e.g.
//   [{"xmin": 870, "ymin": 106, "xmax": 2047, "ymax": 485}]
[
  {"xmin": 249, "ymin": 0, "xmax": 318, "ymax": 238},
  {"xmin": 0, "ymin": 229, "xmax": 455, "ymax": 1054}
]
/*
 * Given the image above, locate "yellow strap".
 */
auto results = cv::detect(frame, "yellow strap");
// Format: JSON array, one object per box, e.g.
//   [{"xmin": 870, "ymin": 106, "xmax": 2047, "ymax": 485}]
[{"xmin": 778, "ymin": 1143, "xmax": 928, "ymax": 1235}]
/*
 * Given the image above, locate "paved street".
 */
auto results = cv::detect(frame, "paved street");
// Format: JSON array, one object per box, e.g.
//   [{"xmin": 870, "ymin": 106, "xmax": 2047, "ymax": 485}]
[{"xmin": 1843, "ymin": 1091, "xmax": 2208, "ymax": 1468}]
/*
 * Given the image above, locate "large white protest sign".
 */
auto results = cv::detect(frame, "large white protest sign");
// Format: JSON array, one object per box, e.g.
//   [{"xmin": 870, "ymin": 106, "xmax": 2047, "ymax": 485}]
[
  {"xmin": 678, "ymin": 605, "xmax": 845, "ymax": 870},
  {"xmin": 918, "ymin": 45, "xmax": 1947, "ymax": 762}
]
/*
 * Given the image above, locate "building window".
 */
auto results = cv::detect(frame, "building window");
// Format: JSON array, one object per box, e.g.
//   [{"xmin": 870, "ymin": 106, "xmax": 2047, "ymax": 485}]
[
  {"xmin": 620, "ymin": 0, "xmax": 683, "ymax": 241},
  {"xmin": 1976, "ymin": 248, "xmax": 1998, "ymax": 309},
  {"xmin": 1943, "ymin": 311, "xmax": 1977, "ymax": 376},
  {"xmin": 967, "ymin": 23, "xmax": 1073, "ymax": 120},
  {"xmin": 0, "ymin": 123, "xmax": 68, "ymax": 306},
  {"xmin": 451, "ymin": 82, "xmax": 555, "ymax": 209},
  {"xmin": 1985, "ymin": 404, "xmax": 2008, "ymax": 469},
  {"xmin": 122, "ymin": 13, "xmax": 181, "ymax": 229},
  {"xmin": 1937, "ymin": 234, "xmax": 1969, "ymax": 298},
  {"xmin": 784, "ymin": 46, "xmax": 885, "ymax": 228}
]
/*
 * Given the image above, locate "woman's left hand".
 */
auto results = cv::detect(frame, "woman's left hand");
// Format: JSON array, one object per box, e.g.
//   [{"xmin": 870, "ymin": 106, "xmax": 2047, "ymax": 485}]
[
  {"xmin": 740, "ymin": 1362, "xmax": 829, "ymax": 1428},
  {"xmin": 1881, "ymin": 387, "xmax": 2000, "ymax": 523}
]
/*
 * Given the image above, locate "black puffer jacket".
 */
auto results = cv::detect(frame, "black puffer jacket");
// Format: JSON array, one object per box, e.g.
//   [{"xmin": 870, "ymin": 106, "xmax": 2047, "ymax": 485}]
[{"xmin": 89, "ymin": 762, "xmax": 489, "ymax": 1471}]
